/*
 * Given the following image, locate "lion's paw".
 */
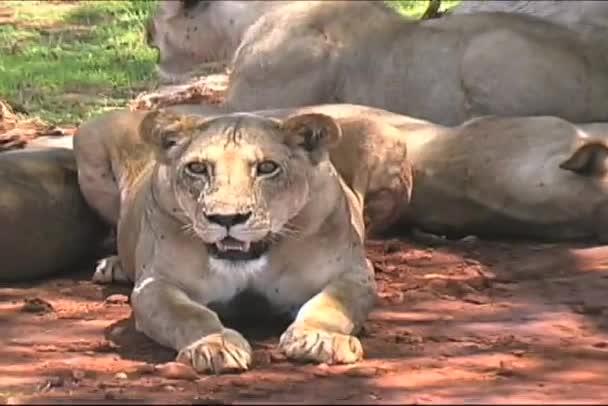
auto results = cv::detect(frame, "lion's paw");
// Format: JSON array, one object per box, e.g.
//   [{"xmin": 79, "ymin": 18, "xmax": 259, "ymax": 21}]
[
  {"xmin": 92, "ymin": 255, "xmax": 129, "ymax": 284},
  {"xmin": 176, "ymin": 329, "xmax": 252, "ymax": 374},
  {"xmin": 279, "ymin": 324, "xmax": 363, "ymax": 364}
]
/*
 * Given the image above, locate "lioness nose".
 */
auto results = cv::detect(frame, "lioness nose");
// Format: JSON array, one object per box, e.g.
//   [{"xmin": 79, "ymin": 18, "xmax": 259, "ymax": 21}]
[{"xmin": 206, "ymin": 212, "xmax": 252, "ymax": 228}]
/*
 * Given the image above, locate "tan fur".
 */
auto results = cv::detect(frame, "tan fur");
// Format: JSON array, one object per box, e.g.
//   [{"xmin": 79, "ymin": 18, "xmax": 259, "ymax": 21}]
[
  {"xmin": 217, "ymin": 0, "xmax": 608, "ymax": 126},
  {"xmin": 0, "ymin": 148, "xmax": 108, "ymax": 282},
  {"xmin": 450, "ymin": 1, "xmax": 608, "ymax": 41},
  {"xmin": 147, "ymin": 0, "xmax": 292, "ymax": 83},
  {"xmin": 404, "ymin": 116, "xmax": 608, "ymax": 242},
  {"xmin": 73, "ymin": 109, "xmax": 377, "ymax": 374}
]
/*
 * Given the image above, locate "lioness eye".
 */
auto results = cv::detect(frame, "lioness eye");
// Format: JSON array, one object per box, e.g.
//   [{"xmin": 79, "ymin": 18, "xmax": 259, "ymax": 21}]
[
  {"xmin": 186, "ymin": 161, "xmax": 208, "ymax": 176},
  {"xmin": 256, "ymin": 160, "xmax": 280, "ymax": 176}
]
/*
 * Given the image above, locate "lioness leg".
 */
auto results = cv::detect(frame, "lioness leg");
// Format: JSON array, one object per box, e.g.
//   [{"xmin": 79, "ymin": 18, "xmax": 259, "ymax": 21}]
[
  {"xmin": 279, "ymin": 259, "xmax": 376, "ymax": 364},
  {"xmin": 72, "ymin": 127, "xmax": 120, "ymax": 226},
  {"xmin": 131, "ymin": 276, "xmax": 252, "ymax": 374}
]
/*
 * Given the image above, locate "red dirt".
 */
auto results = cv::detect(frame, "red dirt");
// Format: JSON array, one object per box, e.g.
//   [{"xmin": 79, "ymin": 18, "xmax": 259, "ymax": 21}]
[{"xmin": 3, "ymin": 237, "xmax": 608, "ymax": 404}]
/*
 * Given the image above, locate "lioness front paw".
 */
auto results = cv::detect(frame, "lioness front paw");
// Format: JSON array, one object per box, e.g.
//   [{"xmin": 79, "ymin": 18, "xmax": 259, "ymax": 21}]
[
  {"xmin": 176, "ymin": 329, "xmax": 252, "ymax": 374},
  {"xmin": 279, "ymin": 324, "xmax": 364, "ymax": 365},
  {"xmin": 92, "ymin": 255, "xmax": 129, "ymax": 284}
]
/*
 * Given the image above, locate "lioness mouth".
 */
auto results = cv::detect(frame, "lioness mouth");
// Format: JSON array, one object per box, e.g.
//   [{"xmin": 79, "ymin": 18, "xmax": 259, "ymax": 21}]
[{"xmin": 207, "ymin": 236, "xmax": 271, "ymax": 261}]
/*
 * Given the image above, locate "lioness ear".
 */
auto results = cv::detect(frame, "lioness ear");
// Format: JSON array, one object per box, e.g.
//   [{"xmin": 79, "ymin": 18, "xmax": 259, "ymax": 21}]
[
  {"xmin": 281, "ymin": 113, "xmax": 342, "ymax": 164},
  {"xmin": 140, "ymin": 109, "xmax": 207, "ymax": 163},
  {"xmin": 559, "ymin": 142, "xmax": 608, "ymax": 177}
]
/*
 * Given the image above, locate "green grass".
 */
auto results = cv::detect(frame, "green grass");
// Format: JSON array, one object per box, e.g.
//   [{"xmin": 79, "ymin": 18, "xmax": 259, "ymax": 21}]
[
  {"xmin": 386, "ymin": 0, "xmax": 461, "ymax": 18},
  {"xmin": 0, "ymin": 0, "xmax": 158, "ymax": 125},
  {"xmin": 0, "ymin": 0, "xmax": 460, "ymax": 126}
]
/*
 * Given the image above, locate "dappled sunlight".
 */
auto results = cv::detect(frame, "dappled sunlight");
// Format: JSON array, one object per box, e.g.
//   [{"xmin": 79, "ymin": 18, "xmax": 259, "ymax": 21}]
[{"xmin": 3, "ymin": 236, "xmax": 608, "ymax": 402}]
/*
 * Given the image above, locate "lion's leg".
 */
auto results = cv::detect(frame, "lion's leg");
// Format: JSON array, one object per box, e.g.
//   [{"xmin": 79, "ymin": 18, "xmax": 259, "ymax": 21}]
[
  {"xmin": 73, "ymin": 133, "xmax": 120, "ymax": 226},
  {"xmin": 130, "ymin": 275, "xmax": 252, "ymax": 374},
  {"xmin": 279, "ymin": 258, "xmax": 376, "ymax": 364}
]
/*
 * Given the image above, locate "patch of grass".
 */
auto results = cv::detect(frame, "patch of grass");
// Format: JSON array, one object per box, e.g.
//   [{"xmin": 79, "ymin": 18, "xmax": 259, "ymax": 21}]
[
  {"xmin": 386, "ymin": 0, "xmax": 461, "ymax": 18},
  {"xmin": 0, "ymin": 0, "xmax": 158, "ymax": 125}
]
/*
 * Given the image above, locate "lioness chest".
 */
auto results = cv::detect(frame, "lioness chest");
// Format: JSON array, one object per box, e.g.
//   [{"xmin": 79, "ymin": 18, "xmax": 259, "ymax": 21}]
[
  {"xmin": 133, "ymin": 206, "xmax": 350, "ymax": 319},
  {"xmin": 206, "ymin": 241, "xmax": 350, "ymax": 318}
]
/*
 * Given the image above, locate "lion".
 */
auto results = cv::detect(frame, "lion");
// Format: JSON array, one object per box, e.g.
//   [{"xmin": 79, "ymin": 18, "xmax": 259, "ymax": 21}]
[
  {"xmin": 73, "ymin": 108, "xmax": 379, "ymax": 373},
  {"xmin": 0, "ymin": 148, "xmax": 108, "ymax": 282},
  {"xmin": 214, "ymin": 0, "xmax": 608, "ymax": 126},
  {"xmin": 146, "ymin": 0, "xmax": 291, "ymax": 83},
  {"xmin": 403, "ymin": 115, "xmax": 608, "ymax": 242},
  {"xmin": 450, "ymin": 1, "xmax": 608, "ymax": 41}
]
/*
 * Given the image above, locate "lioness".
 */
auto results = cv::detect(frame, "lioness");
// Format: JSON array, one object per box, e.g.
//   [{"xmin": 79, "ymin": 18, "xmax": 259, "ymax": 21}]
[
  {"xmin": 0, "ymin": 148, "xmax": 108, "ymax": 282},
  {"xmin": 73, "ymin": 109, "xmax": 377, "ymax": 373},
  {"xmin": 218, "ymin": 1, "xmax": 608, "ymax": 126},
  {"xmin": 146, "ymin": 0, "xmax": 291, "ymax": 83}
]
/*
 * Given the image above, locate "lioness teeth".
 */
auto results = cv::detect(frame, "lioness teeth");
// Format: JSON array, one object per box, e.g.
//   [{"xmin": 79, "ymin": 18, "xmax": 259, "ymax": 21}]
[{"xmin": 216, "ymin": 240, "xmax": 251, "ymax": 252}]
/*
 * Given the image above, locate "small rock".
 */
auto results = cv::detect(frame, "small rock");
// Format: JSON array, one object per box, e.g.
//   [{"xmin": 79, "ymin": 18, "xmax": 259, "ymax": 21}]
[
  {"xmin": 155, "ymin": 362, "xmax": 199, "ymax": 381},
  {"xmin": 269, "ymin": 351, "xmax": 286, "ymax": 363},
  {"xmin": 593, "ymin": 341, "xmax": 608, "ymax": 349},
  {"xmin": 113, "ymin": 372, "xmax": 128, "ymax": 380},
  {"xmin": 163, "ymin": 385, "xmax": 176, "ymax": 392},
  {"xmin": 511, "ymin": 349, "xmax": 526, "ymax": 357},
  {"xmin": 21, "ymin": 297, "xmax": 54, "ymax": 314},
  {"xmin": 104, "ymin": 294, "xmax": 129, "ymax": 305},
  {"xmin": 344, "ymin": 366, "xmax": 382, "ymax": 378}
]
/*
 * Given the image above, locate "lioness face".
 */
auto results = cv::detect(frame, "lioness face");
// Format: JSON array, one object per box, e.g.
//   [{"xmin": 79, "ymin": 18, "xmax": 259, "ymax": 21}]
[
  {"xmin": 146, "ymin": 0, "xmax": 273, "ymax": 83},
  {"xmin": 141, "ymin": 111, "xmax": 341, "ymax": 262}
]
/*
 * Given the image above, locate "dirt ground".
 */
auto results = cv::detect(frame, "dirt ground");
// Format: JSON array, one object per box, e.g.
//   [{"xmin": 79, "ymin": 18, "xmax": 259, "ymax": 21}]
[{"xmin": 3, "ymin": 236, "xmax": 608, "ymax": 404}]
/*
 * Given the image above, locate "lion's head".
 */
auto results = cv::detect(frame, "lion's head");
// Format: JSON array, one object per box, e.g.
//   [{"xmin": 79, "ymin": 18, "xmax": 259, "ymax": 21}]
[
  {"xmin": 145, "ymin": 0, "xmax": 287, "ymax": 83},
  {"xmin": 140, "ymin": 110, "xmax": 342, "ymax": 262}
]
